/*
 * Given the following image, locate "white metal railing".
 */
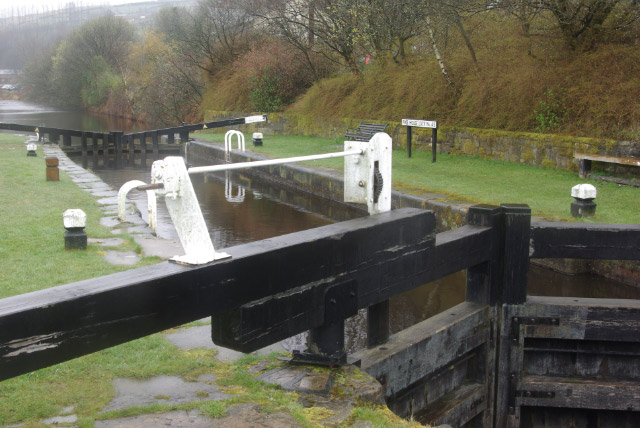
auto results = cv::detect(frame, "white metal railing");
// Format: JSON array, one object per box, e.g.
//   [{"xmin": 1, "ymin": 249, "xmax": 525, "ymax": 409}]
[
  {"xmin": 224, "ymin": 130, "xmax": 245, "ymax": 162},
  {"xmin": 189, "ymin": 149, "xmax": 363, "ymax": 174},
  {"xmin": 118, "ymin": 132, "xmax": 392, "ymax": 265}
]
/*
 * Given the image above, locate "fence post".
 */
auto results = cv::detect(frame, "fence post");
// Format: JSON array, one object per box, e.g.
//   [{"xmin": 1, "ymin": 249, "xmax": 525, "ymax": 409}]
[
  {"xmin": 179, "ymin": 124, "xmax": 189, "ymax": 143},
  {"xmin": 102, "ymin": 133, "xmax": 109, "ymax": 167},
  {"xmin": 112, "ymin": 131, "xmax": 123, "ymax": 169},
  {"xmin": 63, "ymin": 133, "xmax": 71, "ymax": 147},
  {"xmin": 168, "ymin": 132, "xmax": 175, "ymax": 145},
  {"xmin": 152, "ymin": 131, "xmax": 159, "ymax": 159},
  {"xmin": 466, "ymin": 204, "xmax": 502, "ymax": 428},
  {"xmin": 308, "ymin": 321, "xmax": 345, "ymax": 359},
  {"xmin": 81, "ymin": 132, "xmax": 88, "ymax": 168},
  {"xmin": 431, "ymin": 128, "xmax": 438, "ymax": 163},
  {"xmin": 466, "ymin": 204, "xmax": 503, "ymax": 306},
  {"xmin": 501, "ymin": 204, "xmax": 531, "ymax": 305},
  {"xmin": 495, "ymin": 204, "xmax": 531, "ymax": 428},
  {"xmin": 367, "ymin": 300, "xmax": 389, "ymax": 348},
  {"xmin": 92, "ymin": 134, "xmax": 98, "ymax": 168}
]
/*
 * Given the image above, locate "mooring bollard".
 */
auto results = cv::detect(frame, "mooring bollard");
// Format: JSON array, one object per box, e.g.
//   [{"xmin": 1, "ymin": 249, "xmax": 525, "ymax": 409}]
[
  {"xmin": 26, "ymin": 142, "xmax": 37, "ymax": 157},
  {"xmin": 63, "ymin": 209, "xmax": 87, "ymax": 250},
  {"xmin": 45, "ymin": 156, "xmax": 59, "ymax": 181},
  {"xmin": 252, "ymin": 132, "xmax": 263, "ymax": 147},
  {"xmin": 571, "ymin": 184, "xmax": 597, "ymax": 217}
]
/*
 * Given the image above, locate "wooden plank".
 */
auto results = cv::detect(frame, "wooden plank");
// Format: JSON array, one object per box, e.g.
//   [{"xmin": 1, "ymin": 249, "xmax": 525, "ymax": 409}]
[
  {"xmin": 502, "ymin": 204, "xmax": 531, "ymax": 305},
  {"xmin": 496, "ymin": 303, "xmax": 521, "ymax": 428},
  {"xmin": 574, "ymin": 153, "xmax": 640, "ymax": 167},
  {"xmin": 523, "ymin": 338, "xmax": 640, "ymax": 379},
  {"xmin": 212, "ymin": 223, "xmax": 495, "ymax": 352},
  {"xmin": 522, "ymin": 296, "xmax": 640, "ymax": 343},
  {"xmin": 530, "ymin": 222, "xmax": 640, "ymax": 260},
  {"xmin": 352, "ymin": 302, "xmax": 490, "ymax": 398},
  {"xmin": 414, "ymin": 383, "xmax": 485, "ymax": 427},
  {"xmin": 0, "ymin": 208, "xmax": 432, "ymax": 381},
  {"xmin": 389, "ymin": 352, "xmax": 475, "ymax": 418},
  {"xmin": 433, "ymin": 225, "xmax": 492, "ymax": 280},
  {"xmin": 518, "ymin": 375, "xmax": 640, "ymax": 411}
]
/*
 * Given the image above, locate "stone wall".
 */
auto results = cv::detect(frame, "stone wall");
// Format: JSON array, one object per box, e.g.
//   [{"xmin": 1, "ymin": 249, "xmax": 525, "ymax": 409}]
[{"xmin": 204, "ymin": 110, "xmax": 640, "ymax": 174}]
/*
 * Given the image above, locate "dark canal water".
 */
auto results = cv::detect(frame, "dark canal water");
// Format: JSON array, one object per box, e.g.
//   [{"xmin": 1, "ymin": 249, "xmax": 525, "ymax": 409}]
[{"xmin": 4, "ymin": 101, "xmax": 639, "ymax": 353}]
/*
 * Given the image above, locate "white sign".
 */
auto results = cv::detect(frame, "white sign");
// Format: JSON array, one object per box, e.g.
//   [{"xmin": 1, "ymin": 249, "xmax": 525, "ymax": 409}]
[
  {"xmin": 244, "ymin": 115, "xmax": 267, "ymax": 124},
  {"xmin": 402, "ymin": 119, "xmax": 437, "ymax": 129}
]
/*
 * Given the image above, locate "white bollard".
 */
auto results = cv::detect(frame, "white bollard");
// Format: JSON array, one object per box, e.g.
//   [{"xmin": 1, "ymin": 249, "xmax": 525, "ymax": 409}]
[
  {"xmin": 63, "ymin": 209, "xmax": 87, "ymax": 250},
  {"xmin": 571, "ymin": 184, "xmax": 597, "ymax": 217}
]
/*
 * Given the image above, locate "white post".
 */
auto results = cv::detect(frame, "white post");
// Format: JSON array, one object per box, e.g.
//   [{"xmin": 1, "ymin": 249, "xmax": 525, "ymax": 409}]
[
  {"xmin": 151, "ymin": 157, "xmax": 230, "ymax": 265},
  {"xmin": 344, "ymin": 132, "xmax": 392, "ymax": 214}
]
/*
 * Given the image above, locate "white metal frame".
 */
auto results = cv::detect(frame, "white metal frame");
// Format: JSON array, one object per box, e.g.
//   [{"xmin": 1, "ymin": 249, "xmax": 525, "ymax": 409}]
[
  {"xmin": 117, "ymin": 180, "xmax": 158, "ymax": 235},
  {"xmin": 118, "ymin": 132, "xmax": 392, "ymax": 265},
  {"xmin": 224, "ymin": 130, "xmax": 245, "ymax": 162}
]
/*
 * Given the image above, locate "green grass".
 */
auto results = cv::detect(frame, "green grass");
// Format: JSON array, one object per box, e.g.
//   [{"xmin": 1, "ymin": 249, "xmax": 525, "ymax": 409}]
[
  {"xmin": 0, "ymin": 134, "xmax": 219, "ymax": 426},
  {"xmin": 0, "ymin": 134, "xmax": 162, "ymax": 298},
  {"xmin": 197, "ymin": 131, "xmax": 640, "ymax": 224}
]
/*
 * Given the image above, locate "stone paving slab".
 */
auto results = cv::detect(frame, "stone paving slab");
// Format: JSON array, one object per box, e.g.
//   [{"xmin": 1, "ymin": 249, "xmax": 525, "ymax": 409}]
[
  {"xmin": 97, "ymin": 196, "xmax": 119, "ymax": 205},
  {"xmin": 77, "ymin": 182, "xmax": 113, "ymax": 190},
  {"xmin": 71, "ymin": 175, "xmax": 102, "ymax": 184},
  {"xmin": 104, "ymin": 251, "xmax": 141, "ymax": 266},
  {"xmin": 91, "ymin": 190, "xmax": 119, "ymax": 198},
  {"xmin": 95, "ymin": 404, "xmax": 305, "ymax": 428},
  {"xmin": 100, "ymin": 216, "xmax": 121, "ymax": 228},
  {"xmin": 102, "ymin": 375, "xmax": 228, "ymax": 413},
  {"xmin": 88, "ymin": 238, "xmax": 125, "ymax": 247},
  {"xmin": 110, "ymin": 225, "xmax": 153, "ymax": 235},
  {"xmin": 133, "ymin": 235, "xmax": 183, "ymax": 259},
  {"xmin": 95, "ymin": 410, "xmax": 215, "ymax": 428}
]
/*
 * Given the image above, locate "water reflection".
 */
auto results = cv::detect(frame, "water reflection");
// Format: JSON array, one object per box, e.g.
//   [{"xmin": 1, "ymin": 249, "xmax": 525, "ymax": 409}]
[{"xmin": 0, "ymin": 99, "xmax": 156, "ymax": 133}]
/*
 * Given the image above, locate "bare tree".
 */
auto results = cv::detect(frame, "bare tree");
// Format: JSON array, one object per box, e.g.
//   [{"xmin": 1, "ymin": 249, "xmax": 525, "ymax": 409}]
[
  {"xmin": 156, "ymin": 0, "xmax": 255, "ymax": 76},
  {"xmin": 505, "ymin": 0, "xmax": 640, "ymax": 50}
]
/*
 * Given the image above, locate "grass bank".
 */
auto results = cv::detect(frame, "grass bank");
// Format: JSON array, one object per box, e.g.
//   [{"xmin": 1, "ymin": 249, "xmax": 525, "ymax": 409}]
[
  {"xmin": 197, "ymin": 132, "xmax": 640, "ymax": 224},
  {"xmin": 0, "ymin": 133, "xmax": 218, "ymax": 426}
]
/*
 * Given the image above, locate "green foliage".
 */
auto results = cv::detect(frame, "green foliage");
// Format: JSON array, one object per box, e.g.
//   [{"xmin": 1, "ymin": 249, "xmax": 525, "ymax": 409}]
[
  {"xmin": 22, "ymin": 15, "xmax": 135, "ymax": 108},
  {"xmin": 82, "ymin": 56, "xmax": 121, "ymax": 107},
  {"xmin": 534, "ymin": 89, "xmax": 567, "ymax": 132},
  {"xmin": 249, "ymin": 71, "xmax": 282, "ymax": 112}
]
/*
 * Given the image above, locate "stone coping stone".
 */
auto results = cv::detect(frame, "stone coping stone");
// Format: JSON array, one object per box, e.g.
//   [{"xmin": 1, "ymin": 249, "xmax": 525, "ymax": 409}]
[{"xmin": 101, "ymin": 374, "xmax": 228, "ymax": 413}]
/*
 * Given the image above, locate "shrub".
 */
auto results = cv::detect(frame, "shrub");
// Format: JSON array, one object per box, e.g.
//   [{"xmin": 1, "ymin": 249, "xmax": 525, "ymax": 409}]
[
  {"xmin": 533, "ymin": 88, "xmax": 566, "ymax": 132},
  {"xmin": 237, "ymin": 39, "xmax": 317, "ymax": 112}
]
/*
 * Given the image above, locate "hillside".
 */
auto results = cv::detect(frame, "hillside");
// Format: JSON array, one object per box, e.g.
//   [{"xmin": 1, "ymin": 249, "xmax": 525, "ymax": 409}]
[{"xmin": 204, "ymin": 12, "xmax": 640, "ymax": 142}]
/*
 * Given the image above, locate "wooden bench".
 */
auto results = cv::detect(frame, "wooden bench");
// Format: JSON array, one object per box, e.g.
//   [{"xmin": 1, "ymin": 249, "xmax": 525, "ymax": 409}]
[
  {"xmin": 574, "ymin": 153, "xmax": 640, "ymax": 179},
  {"xmin": 345, "ymin": 122, "xmax": 388, "ymax": 142}
]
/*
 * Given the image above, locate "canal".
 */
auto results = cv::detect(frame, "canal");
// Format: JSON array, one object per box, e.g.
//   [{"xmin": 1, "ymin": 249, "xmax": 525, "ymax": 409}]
[{"xmin": 4, "ymin": 100, "xmax": 639, "ymax": 353}]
